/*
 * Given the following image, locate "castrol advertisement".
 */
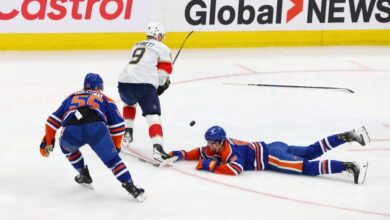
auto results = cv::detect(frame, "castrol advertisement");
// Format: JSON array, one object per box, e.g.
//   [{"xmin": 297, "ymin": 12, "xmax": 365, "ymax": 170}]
[{"xmin": 0, "ymin": 0, "xmax": 159, "ymax": 33}]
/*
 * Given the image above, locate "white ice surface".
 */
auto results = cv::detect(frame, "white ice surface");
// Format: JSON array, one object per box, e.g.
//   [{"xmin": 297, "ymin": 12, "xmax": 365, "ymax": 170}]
[{"xmin": 0, "ymin": 47, "xmax": 390, "ymax": 220}]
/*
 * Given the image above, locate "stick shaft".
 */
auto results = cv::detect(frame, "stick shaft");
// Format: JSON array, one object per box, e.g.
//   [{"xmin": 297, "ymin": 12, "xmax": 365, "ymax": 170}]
[
  {"xmin": 223, "ymin": 82, "xmax": 354, "ymax": 93},
  {"xmin": 173, "ymin": 31, "xmax": 194, "ymax": 65},
  {"xmin": 121, "ymin": 149, "xmax": 161, "ymax": 167}
]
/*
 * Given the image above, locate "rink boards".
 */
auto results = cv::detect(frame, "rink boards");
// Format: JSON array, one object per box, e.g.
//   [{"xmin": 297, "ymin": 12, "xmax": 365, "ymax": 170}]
[{"xmin": 0, "ymin": 0, "xmax": 389, "ymax": 50}]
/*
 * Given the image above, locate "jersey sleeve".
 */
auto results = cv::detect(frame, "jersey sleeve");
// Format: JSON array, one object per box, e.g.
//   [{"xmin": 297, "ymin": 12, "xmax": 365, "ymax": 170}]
[
  {"xmin": 185, "ymin": 148, "xmax": 201, "ymax": 160},
  {"xmin": 44, "ymin": 100, "xmax": 66, "ymax": 144},
  {"xmin": 213, "ymin": 161, "xmax": 244, "ymax": 175},
  {"xmin": 185, "ymin": 146, "xmax": 211, "ymax": 160},
  {"xmin": 157, "ymin": 44, "xmax": 173, "ymax": 80},
  {"xmin": 104, "ymin": 96, "xmax": 125, "ymax": 149},
  {"xmin": 158, "ymin": 44, "xmax": 172, "ymax": 63}
]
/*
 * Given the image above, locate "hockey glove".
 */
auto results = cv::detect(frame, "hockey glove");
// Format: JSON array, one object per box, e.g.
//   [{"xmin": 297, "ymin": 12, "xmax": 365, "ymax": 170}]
[
  {"xmin": 40, "ymin": 136, "xmax": 55, "ymax": 157},
  {"xmin": 168, "ymin": 150, "xmax": 186, "ymax": 161},
  {"xmin": 157, "ymin": 77, "xmax": 170, "ymax": 96},
  {"xmin": 196, "ymin": 159, "xmax": 218, "ymax": 172}
]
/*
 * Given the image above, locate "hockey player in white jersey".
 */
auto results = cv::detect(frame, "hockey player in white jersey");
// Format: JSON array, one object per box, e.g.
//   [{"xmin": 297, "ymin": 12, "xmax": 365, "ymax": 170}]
[{"xmin": 118, "ymin": 22, "xmax": 175, "ymax": 163}]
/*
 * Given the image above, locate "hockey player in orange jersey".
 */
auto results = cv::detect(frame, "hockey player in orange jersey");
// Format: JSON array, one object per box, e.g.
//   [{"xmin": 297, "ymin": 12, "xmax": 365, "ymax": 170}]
[{"xmin": 169, "ymin": 125, "xmax": 370, "ymax": 184}]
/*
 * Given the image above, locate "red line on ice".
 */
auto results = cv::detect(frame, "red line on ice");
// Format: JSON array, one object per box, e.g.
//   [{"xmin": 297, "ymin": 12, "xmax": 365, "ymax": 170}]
[{"xmin": 129, "ymin": 148, "xmax": 390, "ymax": 217}]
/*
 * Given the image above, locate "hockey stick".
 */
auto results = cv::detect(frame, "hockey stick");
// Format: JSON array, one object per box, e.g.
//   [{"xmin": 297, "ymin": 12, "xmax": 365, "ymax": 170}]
[
  {"xmin": 121, "ymin": 146, "xmax": 177, "ymax": 167},
  {"xmin": 172, "ymin": 31, "xmax": 194, "ymax": 65},
  {"xmin": 121, "ymin": 148, "xmax": 161, "ymax": 167},
  {"xmin": 222, "ymin": 82, "xmax": 354, "ymax": 93}
]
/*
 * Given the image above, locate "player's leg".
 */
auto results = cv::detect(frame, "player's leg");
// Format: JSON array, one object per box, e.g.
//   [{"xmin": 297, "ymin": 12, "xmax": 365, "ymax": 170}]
[
  {"xmin": 287, "ymin": 127, "xmax": 370, "ymax": 160},
  {"xmin": 268, "ymin": 142, "xmax": 344, "ymax": 176},
  {"xmin": 137, "ymin": 84, "xmax": 174, "ymax": 162},
  {"xmin": 123, "ymin": 103, "xmax": 137, "ymax": 143},
  {"xmin": 60, "ymin": 125, "xmax": 91, "ymax": 184},
  {"xmin": 303, "ymin": 160, "xmax": 368, "ymax": 184},
  {"xmin": 118, "ymin": 82, "xmax": 138, "ymax": 145},
  {"xmin": 267, "ymin": 142, "xmax": 305, "ymax": 175},
  {"xmin": 87, "ymin": 122, "xmax": 145, "ymax": 200},
  {"xmin": 286, "ymin": 134, "xmax": 345, "ymax": 160},
  {"xmin": 268, "ymin": 142, "xmax": 368, "ymax": 184}
]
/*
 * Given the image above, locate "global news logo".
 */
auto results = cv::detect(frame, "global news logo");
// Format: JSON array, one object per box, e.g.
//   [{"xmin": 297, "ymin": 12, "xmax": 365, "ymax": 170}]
[{"xmin": 184, "ymin": 0, "xmax": 390, "ymax": 25}]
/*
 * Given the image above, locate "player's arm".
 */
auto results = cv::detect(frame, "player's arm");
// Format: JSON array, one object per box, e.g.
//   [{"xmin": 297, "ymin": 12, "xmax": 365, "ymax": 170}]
[
  {"xmin": 105, "ymin": 98, "xmax": 125, "ymax": 151},
  {"xmin": 196, "ymin": 160, "xmax": 244, "ymax": 176},
  {"xmin": 40, "ymin": 103, "xmax": 65, "ymax": 157},
  {"xmin": 196, "ymin": 149, "xmax": 244, "ymax": 175},
  {"xmin": 157, "ymin": 47, "xmax": 173, "ymax": 95},
  {"xmin": 169, "ymin": 146, "xmax": 209, "ymax": 161}
]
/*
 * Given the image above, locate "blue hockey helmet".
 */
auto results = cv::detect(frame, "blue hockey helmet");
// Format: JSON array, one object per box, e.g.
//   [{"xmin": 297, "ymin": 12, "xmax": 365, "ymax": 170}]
[
  {"xmin": 205, "ymin": 126, "xmax": 226, "ymax": 142},
  {"xmin": 84, "ymin": 73, "xmax": 103, "ymax": 90}
]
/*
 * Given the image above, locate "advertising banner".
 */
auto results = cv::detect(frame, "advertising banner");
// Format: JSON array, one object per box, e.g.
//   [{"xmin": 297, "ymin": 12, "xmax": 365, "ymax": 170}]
[
  {"xmin": 171, "ymin": 0, "xmax": 390, "ymax": 31},
  {"xmin": 0, "ymin": 0, "xmax": 158, "ymax": 32},
  {"xmin": 0, "ymin": 0, "xmax": 388, "ymax": 49}
]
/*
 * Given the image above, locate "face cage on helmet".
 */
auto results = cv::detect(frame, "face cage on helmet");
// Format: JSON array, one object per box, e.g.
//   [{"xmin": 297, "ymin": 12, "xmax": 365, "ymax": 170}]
[{"xmin": 207, "ymin": 140, "xmax": 223, "ymax": 151}]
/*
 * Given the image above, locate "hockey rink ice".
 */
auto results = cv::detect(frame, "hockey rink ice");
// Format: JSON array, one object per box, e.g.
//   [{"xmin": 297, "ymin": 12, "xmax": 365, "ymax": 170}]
[{"xmin": 0, "ymin": 47, "xmax": 390, "ymax": 220}]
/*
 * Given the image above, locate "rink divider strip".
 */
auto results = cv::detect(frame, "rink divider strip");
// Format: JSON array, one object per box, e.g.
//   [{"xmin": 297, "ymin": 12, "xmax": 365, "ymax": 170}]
[{"xmin": 2, "ymin": 30, "xmax": 389, "ymax": 50}]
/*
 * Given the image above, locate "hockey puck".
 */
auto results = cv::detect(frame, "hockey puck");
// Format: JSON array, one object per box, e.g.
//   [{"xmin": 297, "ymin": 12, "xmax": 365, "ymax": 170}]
[{"xmin": 189, "ymin": 120, "xmax": 196, "ymax": 127}]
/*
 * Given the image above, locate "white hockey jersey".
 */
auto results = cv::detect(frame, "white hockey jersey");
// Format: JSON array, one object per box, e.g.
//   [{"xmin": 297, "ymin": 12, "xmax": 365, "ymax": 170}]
[{"xmin": 119, "ymin": 39, "xmax": 172, "ymax": 89}]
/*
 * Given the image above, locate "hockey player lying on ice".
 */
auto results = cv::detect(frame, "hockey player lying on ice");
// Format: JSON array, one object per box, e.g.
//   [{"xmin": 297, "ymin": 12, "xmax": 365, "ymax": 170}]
[{"xmin": 169, "ymin": 126, "xmax": 370, "ymax": 184}]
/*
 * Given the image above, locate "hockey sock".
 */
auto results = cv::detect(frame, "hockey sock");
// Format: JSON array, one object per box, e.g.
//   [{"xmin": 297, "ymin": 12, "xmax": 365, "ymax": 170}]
[
  {"xmin": 107, "ymin": 155, "xmax": 132, "ymax": 183},
  {"xmin": 65, "ymin": 150, "xmax": 85, "ymax": 172},
  {"xmin": 302, "ymin": 160, "xmax": 345, "ymax": 176},
  {"xmin": 146, "ymin": 114, "xmax": 163, "ymax": 145},
  {"xmin": 306, "ymin": 134, "xmax": 347, "ymax": 159},
  {"xmin": 123, "ymin": 104, "xmax": 136, "ymax": 128}
]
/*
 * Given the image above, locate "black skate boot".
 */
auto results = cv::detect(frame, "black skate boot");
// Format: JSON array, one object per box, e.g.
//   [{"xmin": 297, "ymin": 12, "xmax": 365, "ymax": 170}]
[
  {"xmin": 123, "ymin": 128, "xmax": 133, "ymax": 145},
  {"xmin": 122, "ymin": 181, "xmax": 146, "ymax": 202},
  {"xmin": 337, "ymin": 126, "xmax": 370, "ymax": 146},
  {"xmin": 75, "ymin": 165, "xmax": 93, "ymax": 184},
  {"xmin": 343, "ymin": 162, "xmax": 369, "ymax": 184},
  {"xmin": 153, "ymin": 144, "xmax": 178, "ymax": 165}
]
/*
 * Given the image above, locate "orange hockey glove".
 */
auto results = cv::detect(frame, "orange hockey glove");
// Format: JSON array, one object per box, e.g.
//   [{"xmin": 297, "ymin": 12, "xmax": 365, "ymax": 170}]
[{"xmin": 40, "ymin": 135, "xmax": 55, "ymax": 157}]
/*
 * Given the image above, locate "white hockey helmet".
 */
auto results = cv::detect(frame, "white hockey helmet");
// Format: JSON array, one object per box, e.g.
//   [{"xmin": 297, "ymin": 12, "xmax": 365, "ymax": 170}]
[{"xmin": 146, "ymin": 22, "xmax": 165, "ymax": 41}]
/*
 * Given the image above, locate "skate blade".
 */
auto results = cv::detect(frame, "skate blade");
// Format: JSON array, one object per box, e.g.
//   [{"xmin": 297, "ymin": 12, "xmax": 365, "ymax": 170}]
[
  {"xmin": 156, "ymin": 156, "xmax": 178, "ymax": 166},
  {"xmin": 359, "ymin": 162, "xmax": 369, "ymax": 184},
  {"xmin": 121, "ymin": 141, "xmax": 131, "ymax": 149},
  {"xmin": 360, "ymin": 126, "xmax": 371, "ymax": 146},
  {"xmin": 79, "ymin": 183, "xmax": 94, "ymax": 190},
  {"xmin": 136, "ymin": 193, "xmax": 147, "ymax": 202}
]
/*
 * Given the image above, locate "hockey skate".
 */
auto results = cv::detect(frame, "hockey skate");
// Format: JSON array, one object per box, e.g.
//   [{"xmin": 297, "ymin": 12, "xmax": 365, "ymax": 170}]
[
  {"xmin": 122, "ymin": 128, "xmax": 133, "ymax": 147},
  {"xmin": 337, "ymin": 126, "xmax": 370, "ymax": 146},
  {"xmin": 122, "ymin": 181, "xmax": 146, "ymax": 202},
  {"xmin": 153, "ymin": 144, "xmax": 178, "ymax": 166},
  {"xmin": 75, "ymin": 165, "xmax": 93, "ymax": 188},
  {"xmin": 344, "ymin": 162, "xmax": 369, "ymax": 184}
]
